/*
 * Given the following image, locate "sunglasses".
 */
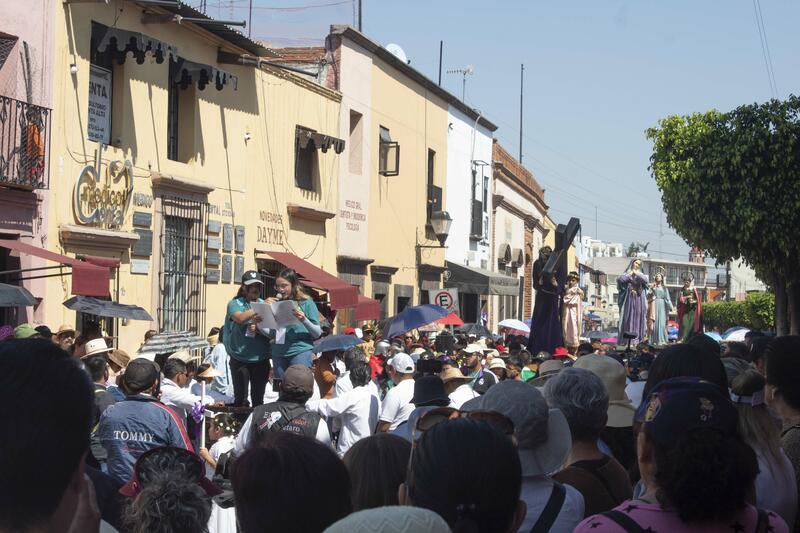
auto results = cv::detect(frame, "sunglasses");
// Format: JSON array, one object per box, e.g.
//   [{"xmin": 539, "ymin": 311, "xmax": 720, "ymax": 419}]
[{"xmin": 414, "ymin": 407, "xmax": 515, "ymax": 436}]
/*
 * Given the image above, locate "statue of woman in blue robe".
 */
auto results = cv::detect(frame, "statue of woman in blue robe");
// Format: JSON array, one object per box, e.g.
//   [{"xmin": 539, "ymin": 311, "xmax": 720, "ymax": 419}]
[{"xmin": 617, "ymin": 258, "xmax": 649, "ymax": 345}]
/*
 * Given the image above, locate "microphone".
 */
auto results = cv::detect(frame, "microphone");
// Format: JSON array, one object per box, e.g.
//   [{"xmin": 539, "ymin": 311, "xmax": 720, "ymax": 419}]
[{"xmin": 275, "ymin": 292, "xmax": 284, "ymax": 301}]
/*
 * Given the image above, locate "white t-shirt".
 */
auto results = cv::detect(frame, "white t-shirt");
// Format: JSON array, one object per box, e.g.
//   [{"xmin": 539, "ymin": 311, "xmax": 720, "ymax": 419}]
[
  {"xmin": 520, "ymin": 475, "xmax": 585, "ymax": 533},
  {"xmin": 379, "ymin": 378, "xmax": 416, "ymax": 430},
  {"xmin": 205, "ymin": 435, "xmax": 235, "ymax": 478},
  {"xmin": 308, "ymin": 384, "xmax": 380, "ymax": 456},
  {"xmin": 449, "ymin": 383, "xmax": 478, "ymax": 409}
]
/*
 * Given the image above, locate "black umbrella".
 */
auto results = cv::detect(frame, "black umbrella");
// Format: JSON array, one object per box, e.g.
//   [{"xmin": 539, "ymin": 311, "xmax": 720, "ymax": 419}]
[
  {"xmin": 137, "ymin": 331, "xmax": 209, "ymax": 356},
  {"xmin": 0, "ymin": 283, "xmax": 37, "ymax": 307},
  {"xmin": 454, "ymin": 323, "xmax": 492, "ymax": 337},
  {"xmin": 62, "ymin": 296, "xmax": 153, "ymax": 321},
  {"xmin": 314, "ymin": 334, "xmax": 361, "ymax": 353},
  {"xmin": 586, "ymin": 331, "xmax": 613, "ymax": 340}
]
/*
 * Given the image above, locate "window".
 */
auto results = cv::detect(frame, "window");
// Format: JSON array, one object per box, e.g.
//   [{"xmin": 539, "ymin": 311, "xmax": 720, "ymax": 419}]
[
  {"xmin": 166, "ymin": 60, "xmax": 196, "ymax": 163},
  {"xmin": 426, "ymin": 149, "xmax": 441, "ymax": 223},
  {"xmin": 482, "ymin": 173, "xmax": 488, "ymax": 213},
  {"xmin": 348, "ymin": 110, "xmax": 363, "ymax": 174},
  {"xmin": 378, "ymin": 126, "xmax": 399, "ymax": 176},
  {"xmin": 374, "ymin": 292, "xmax": 387, "ymax": 319},
  {"xmin": 295, "ymin": 126, "xmax": 318, "ymax": 191},
  {"xmin": 396, "ymin": 296, "xmax": 410, "ymax": 314},
  {"xmin": 167, "ymin": 80, "xmax": 179, "ymax": 161},
  {"xmin": 470, "ymin": 198, "xmax": 483, "ymax": 239},
  {"xmin": 159, "ymin": 196, "xmax": 206, "ymax": 334},
  {"xmin": 613, "ymin": 293, "xmax": 619, "ymax": 305}
]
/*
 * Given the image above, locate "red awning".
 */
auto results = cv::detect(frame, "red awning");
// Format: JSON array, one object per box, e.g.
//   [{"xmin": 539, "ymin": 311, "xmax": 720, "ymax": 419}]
[
  {"xmin": 81, "ymin": 255, "xmax": 122, "ymax": 269},
  {"xmin": 0, "ymin": 239, "xmax": 111, "ymax": 297},
  {"xmin": 260, "ymin": 250, "xmax": 359, "ymax": 310},
  {"xmin": 354, "ymin": 295, "xmax": 381, "ymax": 321}
]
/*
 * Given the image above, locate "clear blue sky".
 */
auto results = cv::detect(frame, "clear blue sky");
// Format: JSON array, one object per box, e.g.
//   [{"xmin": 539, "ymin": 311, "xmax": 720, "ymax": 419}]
[{"xmin": 205, "ymin": 0, "xmax": 798, "ymax": 261}]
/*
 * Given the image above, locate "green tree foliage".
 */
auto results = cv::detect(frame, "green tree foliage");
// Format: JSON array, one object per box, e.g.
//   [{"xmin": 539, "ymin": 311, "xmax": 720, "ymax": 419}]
[
  {"xmin": 647, "ymin": 96, "xmax": 800, "ymax": 333},
  {"xmin": 703, "ymin": 292, "xmax": 774, "ymax": 331}
]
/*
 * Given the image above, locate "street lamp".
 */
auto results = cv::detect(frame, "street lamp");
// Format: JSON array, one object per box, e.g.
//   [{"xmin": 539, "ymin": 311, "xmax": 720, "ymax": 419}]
[{"xmin": 430, "ymin": 210, "xmax": 453, "ymax": 247}]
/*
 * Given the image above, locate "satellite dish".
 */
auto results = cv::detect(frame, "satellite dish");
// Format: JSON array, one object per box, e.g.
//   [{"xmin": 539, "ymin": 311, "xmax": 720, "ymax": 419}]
[
  {"xmin": 465, "ymin": 65, "xmax": 475, "ymax": 75},
  {"xmin": 386, "ymin": 43, "xmax": 409, "ymax": 64}
]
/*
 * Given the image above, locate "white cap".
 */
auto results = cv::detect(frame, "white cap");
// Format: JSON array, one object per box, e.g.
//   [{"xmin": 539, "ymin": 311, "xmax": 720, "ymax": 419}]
[
  {"xmin": 388, "ymin": 352, "xmax": 416, "ymax": 374},
  {"xmin": 354, "ymin": 327, "xmax": 363, "ymax": 339}
]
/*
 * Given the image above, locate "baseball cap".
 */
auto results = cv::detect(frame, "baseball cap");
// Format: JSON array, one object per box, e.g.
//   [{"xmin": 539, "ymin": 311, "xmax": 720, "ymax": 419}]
[
  {"xmin": 462, "ymin": 343, "xmax": 485, "ymax": 354},
  {"xmin": 637, "ymin": 377, "xmax": 738, "ymax": 448},
  {"xmin": 35, "ymin": 325, "xmax": 53, "ymax": 339},
  {"xmin": 463, "ymin": 380, "xmax": 571, "ymax": 476},
  {"xmin": 13, "ymin": 323, "xmax": 38, "ymax": 339},
  {"xmin": 282, "ymin": 365, "xmax": 314, "ymax": 395},
  {"xmin": 123, "ymin": 358, "xmax": 160, "ymax": 393},
  {"xmin": 241, "ymin": 270, "xmax": 263, "ymax": 286},
  {"xmin": 388, "ymin": 353, "xmax": 416, "ymax": 374}
]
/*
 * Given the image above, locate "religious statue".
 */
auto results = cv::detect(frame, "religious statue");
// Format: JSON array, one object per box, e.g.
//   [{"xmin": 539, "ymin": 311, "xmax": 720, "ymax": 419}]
[
  {"xmin": 527, "ymin": 246, "xmax": 564, "ymax": 355},
  {"xmin": 562, "ymin": 271, "xmax": 584, "ymax": 352},
  {"xmin": 617, "ymin": 259, "xmax": 649, "ymax": 345},
  {"xmin": 647, "ymin": 268, "xmax": 673, "ymax": 346},
  {"xmin": 677, "ymin": 272, "xmax": 703, "ymax": 342}
]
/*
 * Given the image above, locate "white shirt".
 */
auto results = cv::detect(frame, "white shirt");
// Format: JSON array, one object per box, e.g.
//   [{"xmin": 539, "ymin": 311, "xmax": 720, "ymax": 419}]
[
  {"xmin": 755, "ymin": 448, "xmax": 797, "ymax": 528},
  {"xmin": 449, "ymin": 383, "xmax": 478, "ymax": 409},
  {"xmin": 160, "ymin": 378, "xmax": 215, "ymax": 421},
  {"xmin": 379, "ymin": 378, "xmax": 416, "ymax": 430},
  {"xmin": 204, "ymin": 343, "xmax": 233, "ymax": 398},
  {"xmin": 308, "ymin": 384, "xmax": 380, "ymax": 456},
  {"xmin": 234, "ymin": 401, "xmax": 331, "ymax": 455},
  {"xmin": 205, "ymin": 435, "xmax": 235, "ymax": 479},
  {"xmin": 625, "ymin": 381, "xmax": 646, "ymax": 409},
  {"xmin": 520, "ymin": 475, "xmax": 585, "ymax": 533}
]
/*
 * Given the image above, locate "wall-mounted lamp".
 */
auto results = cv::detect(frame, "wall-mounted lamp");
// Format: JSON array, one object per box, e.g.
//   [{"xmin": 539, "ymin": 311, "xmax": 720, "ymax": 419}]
[{"xmin": 70, "ymin": 64, "xmax": 78, "ymax": 75}]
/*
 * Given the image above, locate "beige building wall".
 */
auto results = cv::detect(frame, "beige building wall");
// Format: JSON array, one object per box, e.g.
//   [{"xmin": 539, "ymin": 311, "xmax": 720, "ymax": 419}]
[{"xmin": 45, "ymin": 3, "xmax": 341, "ymax": 351}]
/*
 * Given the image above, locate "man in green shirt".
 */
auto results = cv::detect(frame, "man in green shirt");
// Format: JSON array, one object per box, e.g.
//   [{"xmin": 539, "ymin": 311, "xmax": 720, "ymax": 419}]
[{"xmin": 224, "ymin": 271, "xmax": 271, "ymax": 407}]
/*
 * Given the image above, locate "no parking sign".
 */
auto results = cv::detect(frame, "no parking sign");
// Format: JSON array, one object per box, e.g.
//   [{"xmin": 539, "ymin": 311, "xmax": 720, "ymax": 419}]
[{"xmin": 429, "ymin": 288, "xmax": 459, "ymax": 315}]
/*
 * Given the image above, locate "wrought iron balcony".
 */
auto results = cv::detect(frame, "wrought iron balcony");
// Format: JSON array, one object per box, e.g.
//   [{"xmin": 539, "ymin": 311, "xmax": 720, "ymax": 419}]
[{"xmin": 0, "ymin": 94, "xmax": 51, "ymax": 190}]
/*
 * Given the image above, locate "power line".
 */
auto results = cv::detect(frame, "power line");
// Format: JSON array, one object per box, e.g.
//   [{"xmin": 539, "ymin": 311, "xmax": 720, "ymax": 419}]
[{"xmin": 752, "ymin": 0, "xmax": 779, "ymax": 98}]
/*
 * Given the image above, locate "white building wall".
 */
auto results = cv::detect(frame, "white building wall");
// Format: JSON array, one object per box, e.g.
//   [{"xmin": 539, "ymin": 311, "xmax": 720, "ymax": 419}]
[
  {"xmin": 730, "ymin": 259, "xmax": 767, "ymax": 300},
  {"xmin": 444, "ymin": 106, "xmax": 493, "ymax": 269}
]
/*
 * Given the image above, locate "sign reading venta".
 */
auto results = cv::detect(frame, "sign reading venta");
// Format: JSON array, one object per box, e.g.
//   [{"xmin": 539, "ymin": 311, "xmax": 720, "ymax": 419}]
[
  {"xmin": 88, "ymin": 65, "xmax": 112, "ymax": 145},
  {"xmin": 74, "ymin": 159, "xmax": 133, "ymax": 228}
]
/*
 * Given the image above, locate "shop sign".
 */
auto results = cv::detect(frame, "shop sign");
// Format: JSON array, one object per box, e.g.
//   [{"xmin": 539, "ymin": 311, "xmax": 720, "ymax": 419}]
[
  {"xmin": 87, "ymin": 65, "xmax": 111, "ymax": 144},
  {"xmin": 429, "ymin": 288, "xmax": 459, "ymax": 315},
  {"xmin": 73, "ymin": 159, "xmax": 133, "ymax": 229}
]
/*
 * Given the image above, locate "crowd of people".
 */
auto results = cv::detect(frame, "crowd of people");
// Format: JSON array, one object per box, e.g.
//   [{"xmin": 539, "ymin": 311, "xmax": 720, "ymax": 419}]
[{"xmin": 1, "ymin": 271, "xmax": 799, "ymax": 533}]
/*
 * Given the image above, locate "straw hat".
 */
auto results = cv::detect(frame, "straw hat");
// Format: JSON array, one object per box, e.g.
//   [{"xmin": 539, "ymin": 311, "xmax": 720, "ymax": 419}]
[
  {"xmin": 198, "ymin": 365, "xmax": 222, "ymax": 378},
  {"xmin": 439, "ymin": 366, "xmax": 472, "ymax": 384},
  {"xmin": 168, "ymin": 350, "xmax": 202, "ymax": 364},
  {"xmin": 56, "ymin": 324, "xmax": 76, "ymax": 336},
  {"xmin": 81, "ymin": 338, "xmax": 113, "ymax": 359},
  {"xmin": 107, "ymin": 349, "xmax": 131, "ymax": 369}
]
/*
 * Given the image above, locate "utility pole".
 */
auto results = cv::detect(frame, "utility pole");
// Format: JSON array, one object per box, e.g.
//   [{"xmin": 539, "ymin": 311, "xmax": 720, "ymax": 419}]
[
  {"xmin": 595, "ymin": 205, "xmax": 598, "ymax": 240},
  {"xmin": 358, "ymin": 0, "xmax": 362, "ymax": 31},
  {"xmin": 519, "ymin": 63, "xmax": 524, "ymax": 164},
  {"xmin": 438, "ymin": 41, "xmax": 443, "ymax": 86},
  {"xmin": 248, "ymin": 0, "xmax": 253, "ymax": 37},
  {"xmin": 659, "ymin": 211, "xmax": 663, "ymax": 259}
]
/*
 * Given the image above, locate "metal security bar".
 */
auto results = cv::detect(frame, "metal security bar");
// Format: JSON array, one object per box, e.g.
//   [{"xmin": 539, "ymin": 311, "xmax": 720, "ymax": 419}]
[
  {"xmin": 0, "ymin": 94, "xmax": 51, "ymax": 189},
  {"xmin": 158, "ymin": 195, "xmax": 207, "ymax": 335}
]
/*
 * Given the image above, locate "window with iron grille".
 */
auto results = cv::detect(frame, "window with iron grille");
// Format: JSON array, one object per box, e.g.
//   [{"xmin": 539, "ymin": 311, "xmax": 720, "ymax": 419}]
[
  {"xmin": 158, "ymin": 196, "xmax": 206, "ymax": 334},
  {"xmin": 295, "ymin": 126, "xmax": 318, "ymax": 191},
  {"xmin": 378, "ymin": 126, "xmax": 399, "ymax": 176}
]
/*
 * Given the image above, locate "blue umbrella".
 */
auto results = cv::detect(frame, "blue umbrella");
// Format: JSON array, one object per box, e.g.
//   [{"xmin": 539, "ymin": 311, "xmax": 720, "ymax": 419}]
[
  {"xmin": 314, "ymin": 334, "xmax": 361, "ymax": 353},
  {"xmin": 384, "ymin": 304, "xmax": 450, "ymax": 339},
  {"xmin": 704, "ymin": 331, "xmax": 723, "ymax": 342}
]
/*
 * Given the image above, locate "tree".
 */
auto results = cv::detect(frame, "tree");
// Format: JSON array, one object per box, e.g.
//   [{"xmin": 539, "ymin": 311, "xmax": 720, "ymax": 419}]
[
  {"xmin": 627, "ymin": 241, "xmax": 649, "ymax": 257},
  {"xmin": 647, "ymin": 96, "xmax": 800, "ymax": 334}
]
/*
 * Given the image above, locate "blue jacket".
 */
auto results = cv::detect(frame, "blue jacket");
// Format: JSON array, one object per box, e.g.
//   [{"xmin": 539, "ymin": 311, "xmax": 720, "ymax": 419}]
[{"xmin": 98, "ymin": 394, "xmax": 193, "ymax": 483}]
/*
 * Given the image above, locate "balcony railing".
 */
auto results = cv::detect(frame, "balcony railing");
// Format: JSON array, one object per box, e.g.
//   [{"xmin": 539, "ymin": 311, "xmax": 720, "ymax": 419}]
[{"xmin": 0, "ymin": 95, "xmax": 51, "ymax": 189}]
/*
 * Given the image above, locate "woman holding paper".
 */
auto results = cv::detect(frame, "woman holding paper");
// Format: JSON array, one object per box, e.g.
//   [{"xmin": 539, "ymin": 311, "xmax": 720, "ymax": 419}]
[
  {"xmin": 223, "ymin": 270, "xmax": 272, "ymax": 407},
  {"xmin": 268, "ymin": 268, "xmax": 323, "ymax": 385}
]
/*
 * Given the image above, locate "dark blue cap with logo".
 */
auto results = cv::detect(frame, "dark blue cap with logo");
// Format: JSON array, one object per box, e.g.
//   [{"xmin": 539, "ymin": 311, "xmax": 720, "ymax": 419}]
[{"xmin": 635, "ymin": 377, "xmax": 738, "ymax": 447}]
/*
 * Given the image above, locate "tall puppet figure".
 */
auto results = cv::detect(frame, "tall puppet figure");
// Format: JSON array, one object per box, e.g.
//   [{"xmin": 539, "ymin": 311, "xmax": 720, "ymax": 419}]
[
  {"xmin": 562, "ymin": 271, "xmax": 584, "ymax": 352},
  {"xmin": 527, "ymin": 246, "xmax": 564, "ymax": 356},
  {"xmin": 617, "ymin": 258, "xmax": 649, "ymax": 344},
  {"xmin": 677, "ymin": 272, "xmax": 702, "ymax": 342},
  {"xmin": 647, "ymin": 268, "xmax": 672, "ymax": 346}
]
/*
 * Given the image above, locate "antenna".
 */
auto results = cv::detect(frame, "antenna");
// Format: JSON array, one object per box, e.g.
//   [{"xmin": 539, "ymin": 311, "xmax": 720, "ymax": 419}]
[{"xmin": 446, "ymin": 65, "xmax": 475, "ymax": 101}]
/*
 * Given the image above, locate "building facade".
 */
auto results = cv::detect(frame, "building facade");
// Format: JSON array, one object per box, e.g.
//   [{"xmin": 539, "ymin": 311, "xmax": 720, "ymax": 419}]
[{"xmin": 21, "ymin": 1, "xmax": 373, "ymax": 351}]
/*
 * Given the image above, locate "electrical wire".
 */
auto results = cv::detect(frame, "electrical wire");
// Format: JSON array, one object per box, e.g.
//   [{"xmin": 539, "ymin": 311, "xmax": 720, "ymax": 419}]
[{"xmin": 753, "ymin": 0, "xmax": 779, "ymax": 98}]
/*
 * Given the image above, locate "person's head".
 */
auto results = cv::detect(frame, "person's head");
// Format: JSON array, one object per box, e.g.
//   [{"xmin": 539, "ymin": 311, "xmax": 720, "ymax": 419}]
[
  {"xmin": 643, "ymin": 343, "xmax": 727, "ymax": 400},
  {"xmin": 120, "ymin": 447, "xmax": 219, "ymax": 533},
  {"xmin": 723, "ymin": 341, "xmax": 748, "ymax": 360},
  {"xmin": 462, "ymin": 344, "xmax": 483, "ymax": 369},
  {"xmin": 13, "ymin": 323, "xmax": 40, "ymax": 340},
  {"xmin": 636, "ymin": 377, "xmax": 757, "ymax": 523},
  {"xmin": 343, "ymin": 346, "xmax": 366, "ymax": 371},
  {"xmin": 362, "ymin": 327, "xmax": 374, "ymax": 342},
  {"xmin": 538, "ymin": 245, "xmax": 552, "ymax": 261},
  {"xmin": 163, "ymin": 358, "xmax": 189, "ymax": 387},
  {"xmin": 687, "ymin": 333, "xmax": 721, "ymax": 358},
  {"xmin": 439, "ymin": 367, "xmax": 472, "ymax": 394},
  {"xmin": 143, "ymin": 329, "xmax": 157, "ymax": 343},
  {"xmin": 274, "ymin": 268, "xmax": 306, "ymax": 301},
  {"xmin": 403, "ymin": 332, "xmax": 415, "ymax": 350},
  {"xmin": 576, "ymin": 342, "xmax": 594, "ymax": 357},
  {"xmin": 654, "ymin": 272, "xmax": 664, "ymax": 285},
  {"xmin": 349, "ymin": 360, "xmax": 372, "ymax": 389},
  {"xmin": 343, "ymin": 433, "xmax": 411, "ymax": 511},
  {"xmin": 35, "ymin": 325, "xmax": 53, "ymax": 340},
  {"xmin": 0, "ymin": 339, "xmax": 93, "ymax": 532},
  {"xmin": 279, "ymin": 365, "xmax": 315, "ymax": 403},
  {"xmin": 388, "ymin": 353, "xmax": 416, "ymax": 382},
  {"xmin": 764, "ymin": 335, "xmax": 800, "ymax": 417},
  {"xmin": 744, "ymin": 329, "xmax": 765, "ymax": 349},
  {"xmin": 411, "ymin": 376, "xmax": 451, "ymax": 407},
  {"xmin": 233, "ymin": 432, "xmax": 351, "ymax": 533},
  {"xmin": 488, "ymin": 358, "xmax": 507, "ymax": 381},
  {"xmin": 682, "ymin": 272, "xmax": 694, "ymax": 288},
  {"xmin": 400, "ymin": 418, "xmax": 525, "ymax": 533},
  {"xmin": 83, "ymin": 355, "xmax": 109, "ymax": 384},
  {"xmin": 749, "ymin": 336, "xmax": 772, "ymax": 372},
  {"xmin": 567, "ymin": 271, "xmax": 579, "ymax": 287},
  {"xmin": 505, "ymin": 354, "xmax": 524, "ymax": 380},
  {"xmin": 123, "ymin": 358, "xmax": 161, "ymax": 396},
  {"xmin": 573, "ymin": 353, "xmax": 635, "ymax": 428},
  {"xmin": 56, "ymin": 325, "xmax": 76, "ymax": 350},
  {"xmin": 239, "ymin": 270, "xmax": 264, "ymax": 301},
  {"xmin": 731, "ymin": 369, "xmax": 782, "ymax": 465},
  {"xmin": 209, "ymin": 413, "xmax": 238, "ymax": 442},
  {"xmin": 544, "ymin": 367, "xmax": 609, "ymax": 444}
]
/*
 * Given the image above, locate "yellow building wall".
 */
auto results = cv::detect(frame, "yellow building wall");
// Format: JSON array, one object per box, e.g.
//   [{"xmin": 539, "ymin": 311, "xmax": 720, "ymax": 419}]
[
  {"xmin": 363, "ymin": 57, "xmax": 449, "ymax": 313},
  {"xmin": 47, "ymin": 3, "xmax": 341, "ymax": 351}
]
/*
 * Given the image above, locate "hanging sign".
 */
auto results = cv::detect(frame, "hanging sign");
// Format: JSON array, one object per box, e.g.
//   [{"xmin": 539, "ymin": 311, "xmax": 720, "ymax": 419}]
[
  {"xmin": 428, "ymin": 288, "xmax": 459, "ymax": 315},
  {"xmin": 73, "ymin": 159, "xmax": 133, "ymax": 229},
  {"xmin": 87, "ymin": 65, "xmax": 112, "ymax": 144}
]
